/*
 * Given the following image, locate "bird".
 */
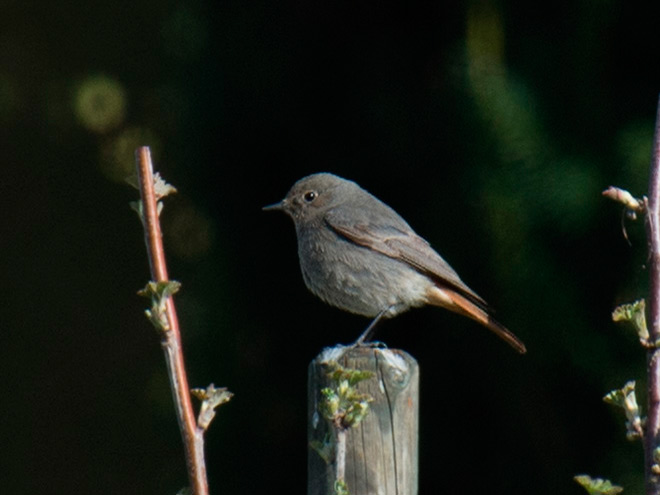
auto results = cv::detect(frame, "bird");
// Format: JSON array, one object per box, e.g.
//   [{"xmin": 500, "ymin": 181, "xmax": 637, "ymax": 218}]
[{"xmin": 264, "ymin": 173, "xmax": 526, "ymax": 353}]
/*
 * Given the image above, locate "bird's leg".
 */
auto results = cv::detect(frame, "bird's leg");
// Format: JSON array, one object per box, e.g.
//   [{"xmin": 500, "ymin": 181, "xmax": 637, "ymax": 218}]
[{"xmin": 353, "ymin": 306, "xmax": 392, "ymax": 346}]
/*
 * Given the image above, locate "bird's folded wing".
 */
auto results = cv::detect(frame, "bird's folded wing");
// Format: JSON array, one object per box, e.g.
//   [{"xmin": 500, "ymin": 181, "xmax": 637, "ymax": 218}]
[{"xmin": 324, "ymin": 208, "xmax": 488, "ymax": 309}]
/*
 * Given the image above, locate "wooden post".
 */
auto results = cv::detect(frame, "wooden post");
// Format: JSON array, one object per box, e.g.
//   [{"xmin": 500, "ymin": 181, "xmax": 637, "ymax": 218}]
[{"xmin": 308, "ymin": 346, "xmax": 419, "ymax": 495}]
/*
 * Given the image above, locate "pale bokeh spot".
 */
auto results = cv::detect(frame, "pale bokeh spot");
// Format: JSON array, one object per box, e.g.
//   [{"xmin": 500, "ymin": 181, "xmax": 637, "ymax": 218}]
[
  {"xmin": 99, "ymin": 126, "xmax": 160, "ymax": 183},
  {"xmin": 74, "ymin": 75, "xmax": 127, "ymax": 134}
]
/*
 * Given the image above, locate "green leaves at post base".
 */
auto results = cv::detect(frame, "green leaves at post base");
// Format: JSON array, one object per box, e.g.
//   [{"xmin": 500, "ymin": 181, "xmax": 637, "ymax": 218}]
[
  {"xmin": 312, "ymin": 362, "xmax": 375, "ymax": 469},
  {"xmin": 574, "ymin": 475, "xmax": 623, "ymax": 494},
  {"xmin": 334, "ymin": 479, "xmax": 349, "ymax": 495},
  {"xmin": 603, "ymin": 381, "xmax": 643, "ymax": 440},
  {"xmin": 319, "ymin": 362, "xmax": 374, "ymax": 430},
  {"xmin": 612, "ymin": 299, "xmax": 650, "ymax": 346},
  {"xmin": 191, "ymin": 383, "xmax": 233, "ymax": 430},
  {"xmin": 138, "ymin": 280, "xmax": 181, "ymax": 332}
]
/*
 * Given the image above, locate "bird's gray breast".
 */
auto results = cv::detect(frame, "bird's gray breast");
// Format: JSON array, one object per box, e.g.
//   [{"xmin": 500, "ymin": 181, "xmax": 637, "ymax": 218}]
[{"xmin": 295, "ymin": 221, "xmax": 431, "ymax": 318}]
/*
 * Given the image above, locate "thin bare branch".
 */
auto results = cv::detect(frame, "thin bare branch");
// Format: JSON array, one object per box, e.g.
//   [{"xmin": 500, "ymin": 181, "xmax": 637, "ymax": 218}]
[
  {"xmin": 645, "ymin": 95, "xmax": 660, "ymax": 495},
  {"xmin": 135, "ymin": 146, "xmax": 209, "ymax": 495}
]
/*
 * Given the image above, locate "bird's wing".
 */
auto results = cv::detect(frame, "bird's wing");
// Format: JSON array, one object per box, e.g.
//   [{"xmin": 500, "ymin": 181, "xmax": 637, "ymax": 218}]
[{"xmin": 324, "ymin": 207, "xmax": 488, "ymax": 308}]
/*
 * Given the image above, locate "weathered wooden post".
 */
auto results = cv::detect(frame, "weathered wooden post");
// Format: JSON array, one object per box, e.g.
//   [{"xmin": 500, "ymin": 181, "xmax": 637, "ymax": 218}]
[{"xmin": 308, "ymin": 346, "xmax": 419, "ymax": 495}]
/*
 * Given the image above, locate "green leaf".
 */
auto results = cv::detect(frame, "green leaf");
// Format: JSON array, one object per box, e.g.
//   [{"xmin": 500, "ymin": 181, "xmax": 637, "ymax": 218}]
[
  {"xmin": 138, "ymin": 280, "xmax": 181, "ymax": 300},
  {"xmin": 319, "ymin": 388, "xmax": 340, "ymax": 420},
  {"xmin": 310, "ymin": 433, "xmax": 335, "ymax": 464},
  {"xmin": 325, "ymin": 361, "xmax": 375, "ymax": 386},
  {"xmin": 343, "ymin": 399, "xmax": 371, "ymax": 428},
  {"xmin": 334, "ymin": 479, "xmax": 349, "ymax": 495},
  {"xmin": 603, "ymin": 381, "xmax": 642, "ymax": 440},
  {"xmin": 602, "ymin": 186, "xmax": 644, "ymax": 212},
  {"xmin": 191, "ymin": 383, "xmax": 233, "ymax": 430},
  {"xmin": 138, "ymin": 280, "xmax": 182, "ymax": 331},
  {"xmin": 574, "ymin": 475, "xmax": 623, "ymax": 494},
  {"xmin": 612, "ymin": 299, "xmax": 649, "ymax": 344},
  {"xmin": 152, "ymin": 172, "xmax": 178, "ymax": 199},
  {"xmin": 318, "ymin": 362, "xmax": 375, "ymax": 429}
]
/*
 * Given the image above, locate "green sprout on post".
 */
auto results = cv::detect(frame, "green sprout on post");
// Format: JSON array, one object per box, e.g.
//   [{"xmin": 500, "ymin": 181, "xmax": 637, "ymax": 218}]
[
  {"xmin": 319, "ymin": 363, "xmax": 374, "ymax": 429},
  {"xmin": 333, "ymin": 480, "xmax": 349, "ymax": 495},
  {"xmin": 312, "ymin": 361, "xmax": 375, "ymax": 495}
]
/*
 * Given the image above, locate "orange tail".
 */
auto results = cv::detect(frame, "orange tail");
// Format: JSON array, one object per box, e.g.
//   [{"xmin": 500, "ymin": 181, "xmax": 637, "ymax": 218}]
[{"xmin": 426, "ymin": 286, "xmax": 526, "ymax": 354}]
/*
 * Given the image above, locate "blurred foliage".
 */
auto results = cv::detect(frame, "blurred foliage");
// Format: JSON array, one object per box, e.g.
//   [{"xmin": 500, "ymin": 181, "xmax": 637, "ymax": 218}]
[
  {"xmin": 2, "ymin": 1, "xmax": 660, "ymax": 494},
  {"xmin": 575, "ymin": 475, "xmax": 624, "ymax": 495},
  {"xmin": 74, "ymin": 75, "xmax": 127, "ymax": 134}
]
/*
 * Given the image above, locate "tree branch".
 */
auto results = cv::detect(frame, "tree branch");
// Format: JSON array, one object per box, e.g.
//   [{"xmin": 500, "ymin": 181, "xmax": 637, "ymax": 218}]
[
  {"xmin": 645, "ymin": 95, "xmax": 660, "ymax": 495},
  {"xmin": 135, "ymin": 147, "xmax": 209, "ymax": 495}
]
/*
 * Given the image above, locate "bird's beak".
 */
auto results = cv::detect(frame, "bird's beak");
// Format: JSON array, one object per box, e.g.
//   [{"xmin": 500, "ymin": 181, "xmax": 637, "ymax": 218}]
[{"xmin": 262, "ymin": 200, "xmax": 285, "ymax": 212}]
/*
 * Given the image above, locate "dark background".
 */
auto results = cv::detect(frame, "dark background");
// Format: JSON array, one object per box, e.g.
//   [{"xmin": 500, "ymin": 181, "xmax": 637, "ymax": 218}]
[{"xmin": 1, "ymin": 1, "xmax": 658, "ymax": 493}]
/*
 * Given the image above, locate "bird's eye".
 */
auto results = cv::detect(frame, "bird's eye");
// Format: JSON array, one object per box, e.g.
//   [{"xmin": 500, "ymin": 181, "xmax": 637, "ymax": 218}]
[{"xmin": 303, "ymin": 191, "xmax": 317, "ymax": 203}]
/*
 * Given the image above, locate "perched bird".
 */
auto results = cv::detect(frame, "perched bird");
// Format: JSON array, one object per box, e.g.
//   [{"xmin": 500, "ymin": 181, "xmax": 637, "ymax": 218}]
[{"xmin": 264, "ymin": 173, "xmax": 525, "ymax": 353}]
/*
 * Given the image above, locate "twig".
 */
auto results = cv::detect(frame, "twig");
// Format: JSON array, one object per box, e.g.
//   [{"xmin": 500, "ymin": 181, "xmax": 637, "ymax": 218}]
[
  {"xmin": 135, "ymin": 147, "xmax": 209, "ymax": 495},
  {"xmin": 645, "ymin": 95, "xmax": 660, "ymax": 495},
  {"xmin": 334, "ymin": 426, "xmax": 347, "ymax": 491}
]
